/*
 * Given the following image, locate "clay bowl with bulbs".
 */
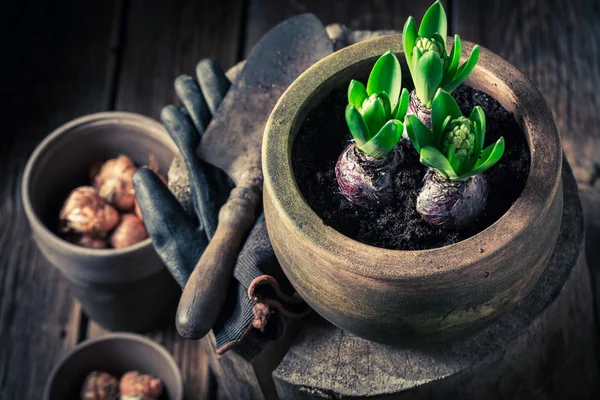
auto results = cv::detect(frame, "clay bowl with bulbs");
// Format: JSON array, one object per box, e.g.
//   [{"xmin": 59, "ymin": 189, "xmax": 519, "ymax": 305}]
[
  {"xmin": 22, "ymin": 112, "xmax": 180, "ymax": 332},
  {"xmin": 44, "ymin": 333, "xmax": 184, "ymax": 400}
]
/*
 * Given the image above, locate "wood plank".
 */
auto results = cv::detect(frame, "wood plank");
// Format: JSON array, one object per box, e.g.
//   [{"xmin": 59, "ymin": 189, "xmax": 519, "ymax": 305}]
[
  {"xmin": 579, "ymin": 183, "xmax": 600, "ymax": 328},
  {"xmin": 244, "ymin": 0, "xmax": 446, "ymax": 55},
  {"xmin": 114, "ymin": 0, "xmax": 246, "ymax": 119},
  {"xmin": 0, "ymin": 1, "xmax": 123, "ymax": 399},
  {"xmin": 453, "ymin": 0, "xmax": 600, "ymax": 184},
  {"xmin": 204, "ymin": 319, "xmax": 305, "ymax": 400}
]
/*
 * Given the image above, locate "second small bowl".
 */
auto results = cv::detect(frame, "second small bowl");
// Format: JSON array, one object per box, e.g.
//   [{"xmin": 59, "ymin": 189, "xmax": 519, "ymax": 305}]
[{"xmin": 44, "ymin": 333, "xmax": 184, "ymax": 400}]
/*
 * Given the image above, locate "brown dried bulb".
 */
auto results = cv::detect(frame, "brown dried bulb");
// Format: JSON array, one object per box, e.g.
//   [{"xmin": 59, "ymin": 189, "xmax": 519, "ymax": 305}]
[
  {"xmin": 65, "ymin": 232, "xmax": 108, "ymax": 249},
  {"xmin": 60, "ymin": 187, "xmax": 120, "ymax": 235},
  {"xmin": 119, "ymin": 371, "xmax": 163, "ymax": 399},
  {"xmin": 95, "ymin": 155, "xmax": 138, "ymax": 211},
  {"xmin": 110, "ymin": 214, "xmax": 148, "ymax": 249},
  {"xmin": 81, "ymin": 371, "xmax": 119, "ymax": 400}
]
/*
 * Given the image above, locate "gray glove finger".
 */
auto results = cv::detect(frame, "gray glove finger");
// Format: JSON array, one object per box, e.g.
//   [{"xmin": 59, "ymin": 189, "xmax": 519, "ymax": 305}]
[
  {"xmin": 133, "ymin": 168, "xmax": 207, "ymax": 288},
  {"xmin": 161, "ymin": 105, "xmax": 218, "ymax": 238},
  {"xmin": 175, "ymin": 75, "xmax": 211, "ymax": 135},
  {"xmin": 196, "ymin": 59, "xmax": 231, "ymax": 116}
]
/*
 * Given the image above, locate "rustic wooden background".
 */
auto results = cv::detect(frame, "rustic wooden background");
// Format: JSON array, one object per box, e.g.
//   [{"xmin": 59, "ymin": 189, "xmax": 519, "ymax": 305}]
[{"xmin": 1, "ymin": 0, "xmax": 599, "ymax": 399}]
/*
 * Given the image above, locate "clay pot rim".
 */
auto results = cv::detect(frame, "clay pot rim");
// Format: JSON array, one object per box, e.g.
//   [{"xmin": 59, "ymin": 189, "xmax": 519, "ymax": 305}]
[
  {"xmin": 22, "ymin": 111, "xmax": 175, "ymax": 258},
  {"xmin": 263, "ymin": 35, "xmax": 562, "ymax": 280},
  {"xmin": 43, "ymin": 332, "xmax": 184, "ymax": 400}
]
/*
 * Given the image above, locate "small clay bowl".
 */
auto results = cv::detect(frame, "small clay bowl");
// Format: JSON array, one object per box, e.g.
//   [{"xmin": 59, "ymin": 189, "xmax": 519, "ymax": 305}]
[
  {"xmin": 22, "ymin": 112, "xmax": 180, "ymax": 332},
  {"xmin": 44, "ymin": 333, "xmax": 184, "ymax": 400},
  {"xmin": 263, "ymin": 36, "xmax": 563, "ymax": 343}
]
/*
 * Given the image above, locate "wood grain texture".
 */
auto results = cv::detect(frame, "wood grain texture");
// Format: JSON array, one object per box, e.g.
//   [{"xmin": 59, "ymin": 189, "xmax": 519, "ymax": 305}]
[
  {"xmin": 244, "ymin": 0, "xmax": 446, "ymax": 55},
  {"xmin": 114, "ymin": 0, "xmax": 246, "ymax": 119},
  {"xmin": 204, "ymin": 319, "xmax": 305, "ymax": 400},
  {"xmin": 0, "ymin": 1, "xmax": 122, "ymax": 399},
  {"xmin": 580, "ymin": 184, "xmax": 600, "ymax": 328},
  {"xmin": 453, "ymin": 0, "xmax": 600, "ymax": 184}
]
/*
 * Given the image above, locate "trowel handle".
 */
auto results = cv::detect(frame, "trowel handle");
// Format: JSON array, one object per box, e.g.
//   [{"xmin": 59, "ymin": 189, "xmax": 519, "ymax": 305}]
[{"xmin": 176, "ymin": 183, "xmax": 261, "ymax": 339}]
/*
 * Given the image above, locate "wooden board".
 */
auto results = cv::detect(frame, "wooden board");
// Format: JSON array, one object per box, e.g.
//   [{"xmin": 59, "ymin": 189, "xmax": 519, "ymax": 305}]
[
  {"xmin": 114, "ymin": 0, "xmax": 246, "ymax": 119},
  {"xmin": 1, "ymin": 0, "xmax": 599, "ymax": 398},
  {"xmin": 243, "ymin": 0, "xmax": 446, "ymax": 55},
  {"xmin": 0, "ymin": 1, "xmax": 123, "ymax": 399},
  {"xmin": 453, "ymin": 0, "xmax": 600, "ymax": 184}
]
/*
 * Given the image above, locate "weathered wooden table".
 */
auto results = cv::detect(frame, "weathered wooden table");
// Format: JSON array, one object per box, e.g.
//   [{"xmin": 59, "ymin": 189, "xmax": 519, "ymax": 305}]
[{"xmin": 2, "ymin": 1, "xmax": 599, "ymax": 399}]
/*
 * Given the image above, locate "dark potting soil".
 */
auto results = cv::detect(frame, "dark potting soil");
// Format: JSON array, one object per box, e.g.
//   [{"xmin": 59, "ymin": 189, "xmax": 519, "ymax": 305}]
[{"xmin": 292, "ymin": 85, "xmax": 530, "ymax": 250}]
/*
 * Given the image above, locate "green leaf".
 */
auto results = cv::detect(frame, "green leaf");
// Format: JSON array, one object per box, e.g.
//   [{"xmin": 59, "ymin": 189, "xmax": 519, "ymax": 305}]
[
  {"xmin": 445, "ymin": 34, "xmax": 462, "ymax": 79},
  {"xmin": 403, "ymin": 16, "xmax": 418, "ymax": 75},
  {"xmin": 420, "ymin": 146, "xmax": 457, "ymax": 180},
  {"xmin": 431, "ymin": 89, "xmax": 462, "ymax": 137},
  {"xmin": 394, "ymin": 88, "xmax": 410, "ymax": 120},
  {"xmin": 447, "ymin": 143, "xmax": 456, "ymax": 164},
  {"xmin": 448, "ymin": 143, "xmax": 469, "ymax": 176},
  {"xmin": 359, "ymin": 119, "xmax": 403, "ymax": 158},
  {"xmin": 379, "ymin": 92, "xmax": 392, "ymax": 118},
  {"xmin": 345, "ymin": 104, "xmax": 370, "ymax": 146},
  {"xmin": 405, "ymin": 114, "xmax": 434, "ymax": 153},
  {"xmin": 414, "ymin": 51, "xmax": 443, "ymax": 107},
  {"xmin": 442, "ymin": 45, "xmax": 480, "ymax": 93},
  {"xmin": 418, "ymin": 1, "xmax": 447, "ymax": 45},
  {"xmin": 361, "ymin": 95, "xmax": 387, "ymax": 139},
  {"xmin": 367, "ymin": 51, "xmax": 402, "ymax": 111},
  {"xmin": 348, "ymin": 80, "xmax": 368, "ymax": 109},
  {"xmin": 431, "ymin": 33, "xmax": 447, "ymax": 58},
  {"xmin": 458, "ymin": 137, "xmax": 505, "ymax": 179},
  {"xmin": 469, "ymin": 106, "xmax": 486, "ymax": 158}
]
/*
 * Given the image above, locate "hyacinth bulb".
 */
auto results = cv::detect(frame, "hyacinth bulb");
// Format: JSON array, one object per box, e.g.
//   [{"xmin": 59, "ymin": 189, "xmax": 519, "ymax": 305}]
[
  {"xmin": 60, "ymin": 186, "xmax": 120, "ymax": 235},
  {"xmin": 95, "ymin": 155, "xmax": 138, "ymax": 212},
  {"xmin": 335, "ymin": 143, "xmax": 402, "ymax": 209},
  {"xmin": 119, "ymin": 371, "xmax": 163, "ymax": 400},
  {"xmin": 416, "ymin": 169, "xmax": 487, "ymax": 229},
  {"xmin": 110, "ymin": 214, "xmax": 148, "ymax": 249},
  {"xmin": 406, "ymin": 90, "xmax": 433, "ymax": 132},
  {"xmin": 80, "ymin": 371, "xmax": 119, "ymax": 400}
]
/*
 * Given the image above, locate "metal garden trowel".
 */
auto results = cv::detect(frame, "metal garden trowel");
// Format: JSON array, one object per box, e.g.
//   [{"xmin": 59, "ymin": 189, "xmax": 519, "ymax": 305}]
[{"xmin": 176, "ymin": 14, "xmax": 333, "ymax": 339}]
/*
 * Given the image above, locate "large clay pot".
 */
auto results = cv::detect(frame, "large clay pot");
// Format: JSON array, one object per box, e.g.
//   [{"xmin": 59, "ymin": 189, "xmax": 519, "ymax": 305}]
[{"xmin": 262, "ymin": 35, "xmax": 563, "ymax": 344}]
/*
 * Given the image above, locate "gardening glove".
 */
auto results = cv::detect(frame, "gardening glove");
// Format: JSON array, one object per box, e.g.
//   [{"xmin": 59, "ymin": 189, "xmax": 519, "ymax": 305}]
[{"xmin": 133, "ymin": 59, "xmax": 310, "ymax": 354}]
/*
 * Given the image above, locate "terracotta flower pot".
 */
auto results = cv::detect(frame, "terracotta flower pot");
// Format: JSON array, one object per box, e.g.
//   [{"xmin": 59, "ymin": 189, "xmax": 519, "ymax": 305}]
[
  {"xmin": 263, "ymin": 35, "xmax": 563, "ymax": 343},
  {"xmin": 22, "ymin": 112, "xmax": 180, "ymax": 332},
  {"xmin": 44, "ymin": 333, "xmax": 184, "ymax": 400}
]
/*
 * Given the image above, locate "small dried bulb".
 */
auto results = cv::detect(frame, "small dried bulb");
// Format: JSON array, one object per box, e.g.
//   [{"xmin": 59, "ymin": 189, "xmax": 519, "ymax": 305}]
[
  {"xmin": 66, "ymin": 233, "xmax": 108, "ymax": 249},
  {"xmin": 95, "ymin": 155, "xmax": 138, "ymax": 211},
  {"xmin": 60, "ymin": 187, "xmax": 120, "ymax": 235},
  {"xmin": 119, "ymin": 371, "xmax": 163, "ymax": 400},
  {"xmin": 110, "ymin": 214, "xmax": 148, "ymax": 249},
  {"xmin": 81, "ymin": 371, "xmax": 119, "ymax": 400}
]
